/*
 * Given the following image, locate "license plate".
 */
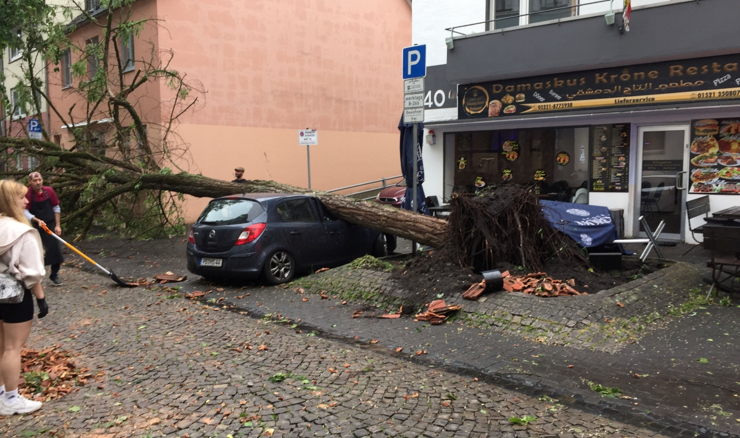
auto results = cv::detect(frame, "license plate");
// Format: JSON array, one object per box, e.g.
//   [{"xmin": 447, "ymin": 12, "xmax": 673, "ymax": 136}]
[{"xmin": 200, "ymin": 258, "xmax": 222, "ymax": 267}]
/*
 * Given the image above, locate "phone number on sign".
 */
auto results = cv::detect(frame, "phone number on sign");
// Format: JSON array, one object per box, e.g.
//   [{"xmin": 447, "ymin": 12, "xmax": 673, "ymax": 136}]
[{"xmin": 697, "ymin": 90, "xmax": 740, "ymax": 99}]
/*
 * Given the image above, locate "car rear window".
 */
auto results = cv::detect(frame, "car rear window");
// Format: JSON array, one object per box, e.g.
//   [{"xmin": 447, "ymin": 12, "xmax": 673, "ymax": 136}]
[{"xmin": 197, "ymin": 199, "xmax": 265, "ymax": 225}]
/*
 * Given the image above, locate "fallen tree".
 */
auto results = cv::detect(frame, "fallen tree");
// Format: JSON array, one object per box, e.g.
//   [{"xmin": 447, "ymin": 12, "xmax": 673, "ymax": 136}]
[
  {"xmin": 1, "ymin": 136, "xmax": 448, "ymax": 247},
  {"xmin": 0, "ymin": 2, "xmax": 448, "ymax": 247}
]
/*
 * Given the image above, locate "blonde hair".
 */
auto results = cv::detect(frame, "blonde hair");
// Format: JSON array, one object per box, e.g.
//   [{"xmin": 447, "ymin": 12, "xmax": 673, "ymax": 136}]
[{"xmin": 0, "ymin": 179, "xmax": 31, "ymax": 226}]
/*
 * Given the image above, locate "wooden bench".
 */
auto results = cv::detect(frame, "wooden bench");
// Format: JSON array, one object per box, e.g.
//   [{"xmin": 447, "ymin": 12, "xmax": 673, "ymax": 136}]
[{"xmin": 704, "ymin": 225, "xmax": 740, "ymax": 299}]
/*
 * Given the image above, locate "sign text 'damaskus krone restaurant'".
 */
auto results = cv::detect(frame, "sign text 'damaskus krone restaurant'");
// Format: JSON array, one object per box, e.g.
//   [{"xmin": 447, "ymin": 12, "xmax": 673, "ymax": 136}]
[{"xmin": 459, "ymin": 54, "xmax": 740, "ymax": 119}]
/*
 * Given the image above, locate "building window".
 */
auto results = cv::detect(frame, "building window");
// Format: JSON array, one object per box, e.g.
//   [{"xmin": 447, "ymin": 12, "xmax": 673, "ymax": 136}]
[
  {"xmin": 86, "ymin": 0, "xmax": 101, "ymax": 12},
  {"xmin": 494, "ymin": 0, "xmax": 521, "ymax": 29},
  {"xmin": 121, "ymin": 33, "xmax": 134, "ymax": 72},
  {"xmin": 61, "ymin": 49, "xmax": 72, "ymax": 88},
  {"xmin": 10, "ymin": 87, "xmax": 25, "ymax": 119},
  {"xmin": 492, "ymin": 0, "xmax": 575, "ymax": 29},
  {"xmin": 87, "ymin": 36, "xmax": 99, "ymax": 80},
  {"xmin": 9, "ymin": 29, "xmax": 22, "ymax": 61},
  {"xmin": 84, "ymin": 130, "xmax": 107, "ymax": 156},
  {"xmin": 529, "ymin": 0, "xmax": 573, "ymax": 24}
]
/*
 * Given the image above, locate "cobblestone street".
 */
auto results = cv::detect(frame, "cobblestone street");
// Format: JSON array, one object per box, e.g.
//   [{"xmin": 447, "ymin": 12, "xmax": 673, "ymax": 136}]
[{"xmin": 0, "ymin": 267, "xmax": 668, "ymax": 438}]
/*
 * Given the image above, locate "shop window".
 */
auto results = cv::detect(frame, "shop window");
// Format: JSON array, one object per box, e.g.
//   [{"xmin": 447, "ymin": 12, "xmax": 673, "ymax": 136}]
[
  {"xmin": 452, "ymin": 126, "xmax": 589, "ymax": 201},
  {"xmin": 491, "ymin": 0, "xmax": 575, "ymax": 29}
]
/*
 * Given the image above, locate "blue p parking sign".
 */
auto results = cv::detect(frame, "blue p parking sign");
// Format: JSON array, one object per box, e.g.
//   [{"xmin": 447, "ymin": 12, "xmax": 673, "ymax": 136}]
[
  {"xmin": 28, "ymin": 118, "xmax": 42, "ymax": 140},
  {"xmin": 402, "ymin": 45, "xmax": 426, "ymax": 80}
]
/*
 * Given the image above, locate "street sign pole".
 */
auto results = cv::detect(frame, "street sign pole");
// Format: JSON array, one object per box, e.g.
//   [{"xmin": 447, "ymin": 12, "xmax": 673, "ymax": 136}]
[
  {"xmin": 299, "ymin": 129, "xmax": 318, "ymax": 189},
  {"xmin": 403, "ymin": 45, "xmax": 426, "ymax": 256},
  {"xmin": 412, "ymin": 123, "xmax": 418, "ymax": 255},
  {"xmin": 307, "ymin": 145, "xmax": 311, "ymax": 189}
]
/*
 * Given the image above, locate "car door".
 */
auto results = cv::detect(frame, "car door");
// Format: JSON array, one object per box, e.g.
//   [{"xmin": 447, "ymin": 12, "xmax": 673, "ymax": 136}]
[
  {"xmin": 315, "ymin": 200, "xmax": 350, "ymax": 266},
  {"xmin": 274, "ymin": 197, "xmax": 329, "ymax": 270}
]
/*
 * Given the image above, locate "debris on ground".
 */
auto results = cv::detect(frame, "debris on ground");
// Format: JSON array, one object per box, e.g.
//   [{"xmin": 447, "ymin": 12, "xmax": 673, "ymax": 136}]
[
  {"xmin": 415, "ymin": 300, "xmax": 462, "ymax": 325},
  {"xmin": 503, "ymin": 273, "xmax": 584, "ymax": 296},
  {"xmin": 378, "ymin": 306, "xmax": 403, "ymax": 319},
  {"xmin": 186, "ymin": 290, "xmax": 206, "ymax": 299},
  {"xmin": 153, "ymin": 272, "xmax": 187, "ymax": 283},
  {"xmin": 447, "ymin": 184, "xmax": 589, "ymax": 272},
  {"xmin": 463, "ymin": 270, "xmax": 510, "ymax": 300},
  {"xmin": 20, "ymin": 347, "xmax": 97, "ymax": 401},
  {"xmin": 315, "ymin": 267, "xmax": 330, "ymax": 274}
]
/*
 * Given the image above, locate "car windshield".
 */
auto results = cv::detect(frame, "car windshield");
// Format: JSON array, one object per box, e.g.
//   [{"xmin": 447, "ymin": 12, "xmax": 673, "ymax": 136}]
[{"xmin": 197, "ymin": 199, "xmax": 264, "ymax": 225}]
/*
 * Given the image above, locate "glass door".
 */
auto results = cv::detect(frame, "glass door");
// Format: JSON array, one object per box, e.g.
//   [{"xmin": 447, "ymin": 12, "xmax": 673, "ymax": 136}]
[{"xmin": 637, "ymin": 126, "xmax": 690, "ymax": 241}]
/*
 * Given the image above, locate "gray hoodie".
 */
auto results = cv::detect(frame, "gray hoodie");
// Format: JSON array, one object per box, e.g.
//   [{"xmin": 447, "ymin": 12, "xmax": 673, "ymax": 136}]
[{"xmin": 0, "ymin": 216, "xmax": 45, "ymax": 289}]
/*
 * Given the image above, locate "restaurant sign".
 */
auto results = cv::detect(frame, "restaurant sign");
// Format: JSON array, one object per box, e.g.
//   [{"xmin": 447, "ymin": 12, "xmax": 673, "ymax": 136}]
[{"xmin": 459, "ymin": 53, "xmax": 740, "ymax": 119}]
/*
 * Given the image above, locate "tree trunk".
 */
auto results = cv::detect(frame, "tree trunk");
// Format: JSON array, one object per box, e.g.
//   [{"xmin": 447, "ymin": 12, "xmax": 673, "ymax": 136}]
[{"xmin": 107, "ymin": 172, "xmax": 449, "ymax": 247}]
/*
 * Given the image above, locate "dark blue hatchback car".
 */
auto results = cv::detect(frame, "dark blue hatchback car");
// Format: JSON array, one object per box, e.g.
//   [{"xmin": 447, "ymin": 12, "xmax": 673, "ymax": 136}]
[{"xmin": 186, "ymin": 194, "xmax": 385, "ymax": 284}]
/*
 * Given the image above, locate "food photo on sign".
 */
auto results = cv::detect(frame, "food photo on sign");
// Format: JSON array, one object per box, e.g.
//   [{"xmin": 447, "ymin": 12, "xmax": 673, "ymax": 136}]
[{"xmin": 689, "ymin": 118, "xmax": 740, "ymax": 194}]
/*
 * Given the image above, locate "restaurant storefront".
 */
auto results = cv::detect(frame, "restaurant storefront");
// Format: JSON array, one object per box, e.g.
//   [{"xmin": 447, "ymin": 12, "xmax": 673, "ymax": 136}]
[{"xmin": 434, "ymin": 53, "xmax": 740, "ymax": 242}]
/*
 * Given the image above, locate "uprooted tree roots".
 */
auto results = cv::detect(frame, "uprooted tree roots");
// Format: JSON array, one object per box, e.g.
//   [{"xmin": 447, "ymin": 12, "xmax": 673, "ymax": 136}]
[{"xmin": 446, "ymin": 184, "xmax": 589, "ymax": 272}]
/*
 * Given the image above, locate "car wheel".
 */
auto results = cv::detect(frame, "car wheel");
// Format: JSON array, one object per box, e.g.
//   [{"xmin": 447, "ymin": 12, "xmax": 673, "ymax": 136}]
[
  {"xmin": 371, "ymin": 234, "xmax": 388, "ymax": 257},
  {"xmin": 263, "ymin": 250, "xmax": 296, "ymax": 284}
]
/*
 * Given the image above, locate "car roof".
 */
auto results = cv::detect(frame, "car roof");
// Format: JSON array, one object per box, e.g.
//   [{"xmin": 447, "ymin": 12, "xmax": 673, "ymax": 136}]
[{"xmin": 212, "ymin": 193, "xmax": 313, "ymax": 202}]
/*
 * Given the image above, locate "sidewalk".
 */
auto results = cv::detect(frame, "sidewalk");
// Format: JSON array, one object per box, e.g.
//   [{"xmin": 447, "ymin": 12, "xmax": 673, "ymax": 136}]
[
  {"xmin": 1, "ymin": 251, "xmax": 670, "ymax": 437},
  {"xmin": 61, "ymin": 237, "xmax": 740, "ymax": 437}
]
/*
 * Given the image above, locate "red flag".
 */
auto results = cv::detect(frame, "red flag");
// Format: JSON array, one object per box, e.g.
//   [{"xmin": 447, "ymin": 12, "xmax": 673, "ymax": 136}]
[{"xmin": 623, "ymin": 0, "xmax": 632, "ymax": 32}]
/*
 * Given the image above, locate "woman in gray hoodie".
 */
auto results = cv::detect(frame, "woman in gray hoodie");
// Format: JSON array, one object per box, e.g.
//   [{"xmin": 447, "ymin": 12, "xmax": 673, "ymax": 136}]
[{"xmin": 0, "ymin": 179, "xmax": 48, "ymax": 415}]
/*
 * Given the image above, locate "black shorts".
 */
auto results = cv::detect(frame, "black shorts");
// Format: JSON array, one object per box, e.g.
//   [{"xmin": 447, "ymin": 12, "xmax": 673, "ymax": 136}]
[{"xmin": 0, "ymin": 289, "xmax": 34, "ymax": 323}]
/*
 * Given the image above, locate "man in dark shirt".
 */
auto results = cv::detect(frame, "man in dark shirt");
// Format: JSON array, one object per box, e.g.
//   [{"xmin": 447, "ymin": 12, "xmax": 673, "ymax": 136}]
[
  {"xmin": 232, "ymin": 167, "xmax": 247, "ymax": 183},
  {"xmin": 24, "ymin": 172, "xmax": 64, "ymax": 286}
]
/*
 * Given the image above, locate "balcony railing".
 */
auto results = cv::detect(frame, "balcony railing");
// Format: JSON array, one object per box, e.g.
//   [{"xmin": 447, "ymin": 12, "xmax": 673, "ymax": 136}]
[{"xmin": 446, "ymin": 0, "xmax": 619, "ymax": 37}]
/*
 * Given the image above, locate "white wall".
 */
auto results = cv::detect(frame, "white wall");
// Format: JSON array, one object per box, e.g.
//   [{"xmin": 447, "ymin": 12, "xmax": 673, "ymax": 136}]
[
  {"xmin": 412, "ymin": 0, "xmax": 483, "ymax": 67},
  {"xmin": 422, "ymin": 127, "xmax": 445, "ymax": 201}
]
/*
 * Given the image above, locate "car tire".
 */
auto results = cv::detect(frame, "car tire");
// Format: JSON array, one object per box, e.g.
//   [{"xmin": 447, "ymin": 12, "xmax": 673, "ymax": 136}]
[
  {"xmin": 371, "ymin": 234, "xmax": 388, "ymax": 258},
  {"xmin": 263, "ymin": 250, "xmax": 296, "ymax": 284}
]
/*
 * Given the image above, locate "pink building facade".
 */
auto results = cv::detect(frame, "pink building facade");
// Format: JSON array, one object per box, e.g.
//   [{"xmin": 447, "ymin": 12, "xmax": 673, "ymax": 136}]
[{"xmin": 48, "ymin": 0, "xmax": 411, "ymax": 221}]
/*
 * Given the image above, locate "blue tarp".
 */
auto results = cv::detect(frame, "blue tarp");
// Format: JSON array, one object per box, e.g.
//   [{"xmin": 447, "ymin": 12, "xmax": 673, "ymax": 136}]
[
  {"xmin": 539, "ymin": 200, "xmax": 618, "ymax": 248},
  {"xmin": 398, "ymin": 115, "xmax": 430, "ymax": 215}
]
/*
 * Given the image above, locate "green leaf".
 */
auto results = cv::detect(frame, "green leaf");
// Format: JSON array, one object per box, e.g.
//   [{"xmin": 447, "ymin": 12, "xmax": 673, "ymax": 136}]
[
  {"xmin": 588, "ymin": 381, "xmax": 622, "ymax": 398},
  {"xmin": 509, "ymin": 415, "xmax": 536, "ymax": 425},
  {"xmin": 697, "ymin": 358, "xmax": 709, "ymax": 363},
  {"xmin": 69, "ymin": 406, "xmax": 81, "ymax": 412},
  {"xmin": 269, "ymin": 372, "xmax": 287, "ymax": 383}
]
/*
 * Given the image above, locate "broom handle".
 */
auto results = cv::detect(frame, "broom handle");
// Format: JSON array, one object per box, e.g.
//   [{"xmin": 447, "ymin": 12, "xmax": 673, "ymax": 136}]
[{"xmin": 39, "ymin": 223, "xmax": 112, "ymax": 275}]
